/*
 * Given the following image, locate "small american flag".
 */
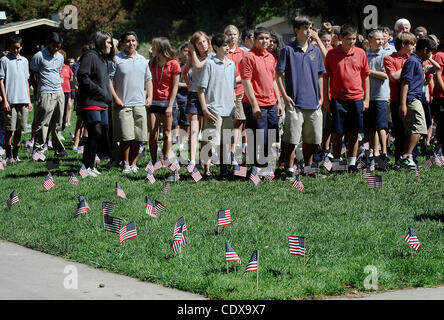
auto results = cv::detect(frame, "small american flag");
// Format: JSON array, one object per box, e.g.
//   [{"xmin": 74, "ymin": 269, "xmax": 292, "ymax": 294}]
[
  {"xmin": 243, "ymin": 250, "xmax": 258, "ymax": 276},
  {"xmin": 404, "ymin": 227, "xmax": 421, "ymax": 251},
  {"xmin": 95, "ymin": 155, "xmax": 101, "ymax": 163},
  {"xmin": 174, "ymin": 216, "xmax": 187, "ymax": 236},
  {"xmin": 116, "ymin": 182, "xmax": 126, "ymax": 198},
  {"xmin": 368, "ymin": 175, "xmax": 383, "ymax": 189},
  {"xmin": 32, "ymin": 150, "xmax": 45, "ymax": 161},
  {"xmin": 332, "ymin": 161, "xmax": 348, "ymax": 172},
  {"xmin": 172, "ymin": 225, "xmax": 186, "ymax": 253},
  {"xmin": 362, "ymin": 167, "xmax": 372, "ymax": 179},
  {"xmin": 323, "ymin": 158, "xmax": 332, "ymax": 171},
  {"xmin": 162, "ymin": 158, "xmax": 172, "ymax": 168},
  {"xmin": 75, "ymin": 200, "xmax": 87, "ymax": 217},
  {"xmin": 120, "ymin": 221, "xmax": 137, "ymax": 244},
  {"xmin": 170, "ymin": 160, "xmax": 180, "ymax": 172},
  {"xmin": 191, "ymin": 166, "xmax": 202, "ymax": 182},
  {"xmin": 166, "ymin": 170, "xmax": 180, "ymax": 183},
  {"xmin": 103, "ymin": 215, "xmax": 123, "ymax": 234},
  {"xmin": 145, "ymin": 196, "xmax": 154, "ymax": 217},
  {"xmin": 233, "ymin": 164, "xmax": 247, "ymax": 177},
  {"xmin": 288, "ymin": 235, "xmax": 305, "ymax": 257},
  {"xmin": 79, "ymin": 164, "xmax": 88, "ymax": 179},
  {"xmin": 304, "ymin": 164, "xmax": 319, "ymax": 176},
  {"xmin": 146, "ymin": 168, "xmax": 156, "ymax": 184},
  {"xmin": 69, "ymin": 172, "xmax": 79, "ymax": 185},
  {"xmin": 77, "ymin": 146, "xmax": 84, "ymax": 154},
  {"xmin": 6, "ymin": 190, "xmax": 19, "ymax": 209},
  {"xmin": 78, "ymin": 195, "xmax": 90, "ymax": 210},
  {"xmin": 423, "ymin": 157, "xmax": 433, "ymax": 169},
  {"xmin": 217, "ymin": 209, "xmax": 231, "ymax": 227},
  {"xmin": 145, "ymin": 161, "xmax": 155, "ymax": 173},
  {"xmin": 102, "ymin": 201, "xmax": 115, "ymax": 216},
  {"xmin": 292, "ymin": 175, "xmax": 304, "ymax": 191},
  {"xmin": 225, "ymin": 241, "xmax": 242, "ymax": 264},
  {"xmin": 250, "ymin": 166, "xmax": 261, "ymax": 186},
  {"xmin": 187, "ymin": 161, "xmax": 195, "ymax": 173},
  {"xmin": 163, "ymin": 182, "xmax": 170, "ymax": 195},
  {"xmin": 43, "ymin": 173, "xmax": 55, "ymax": 191},
  {"xmin": 152, "ymin": 200, "xmax": 166, "ymax": 215}
]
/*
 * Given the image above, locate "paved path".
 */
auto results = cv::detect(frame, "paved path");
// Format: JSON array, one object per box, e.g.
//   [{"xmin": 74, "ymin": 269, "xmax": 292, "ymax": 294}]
[
  {"xmin": 1, "ymin": 240, "xmax": 443, "ymax": 300},
  {"xmin": 0, "ymin": 240, "xmax": 205, "ymax": 300}
]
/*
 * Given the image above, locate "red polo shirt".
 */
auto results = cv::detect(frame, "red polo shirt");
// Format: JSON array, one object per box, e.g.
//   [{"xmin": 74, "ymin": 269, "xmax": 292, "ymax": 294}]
[
  {"xmin": 227, "ymin": 46, "xmax": 246, "ymax": 96},
  {"xmin": 383, "ymin": 52, "xmax": 409, "ymax": 103},
  {"xmin": 240, "ymin": 46, "xmax": 277, "ymax": 107},
  {"xmin": 323, "ymin": 45, "xmax": 370, "ymax": 101},
  {"xmin": 432, "ymin": 51, "xmax": 444, "ymax": 99}
]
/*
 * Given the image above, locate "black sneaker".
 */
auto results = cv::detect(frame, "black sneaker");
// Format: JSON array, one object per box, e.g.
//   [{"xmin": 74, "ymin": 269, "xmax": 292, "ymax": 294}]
[
  {"xmin": 348, "ymin": 165, "xmax": 358, "ymax": 173},
  {"xmin": 204, "ymin": 173, "xmax": 216, "ymax": 181},
  {"xmin": 55, "ymin": 150, "xmax": 68, "ymax": 157}
]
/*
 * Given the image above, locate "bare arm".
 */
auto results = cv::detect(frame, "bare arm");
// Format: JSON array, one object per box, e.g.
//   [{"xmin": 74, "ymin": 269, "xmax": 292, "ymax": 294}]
[
  {"xmin": 435, "ymin": 69, "xmax": 444, "ymax": 94},
  {"xmin": 0, "ymin": 78, "xmax": 9, "ymax": 111},
  {"xmin": 399, "ymin": 80, "xmax": 409, "ymax": 118},
  {"xmin": 273, "ymin": 79, "xmax": 283, "ymax": 116},
  {"xmin": 369, "ymin": 70, "xmax": 388, "ymax": 80},
  {"xmin": 323, "ymin": 76, "xmax": 330, "ymax": 112},
  {"xmin": 145, "ymin": 79, "xmax": 153, "ymax": 107},
  {"xmin": 109, "ymin": 79, "xmax": 123, "ymax": 107},
  {"xmin": 363, "ymin": 76, "xmax": 370, "ymax": 110},
  {"xmin": 182, "ymin": 62, "xmax": 192, "ymax": 89},
  {"xmin": 310, "ymin": 30, "xmax": 328, "ymax": 60},
  {"xmin": 276, "ymin": 71, "xmax": 294, "ymax": 108},
  {"xmin": 188, "ymin": 44, "xmax": 207, "ymax": 70},
  {"xmin": 387, "ymin": 69, "xmax": 402, "ymax": 82},
  {"xmin": 242, "ymin": 79, "xmax": 261, "ymax": 119},
  {"xmin": 197, "ymin": 86, "xmax": 217, "ymax": 123}
]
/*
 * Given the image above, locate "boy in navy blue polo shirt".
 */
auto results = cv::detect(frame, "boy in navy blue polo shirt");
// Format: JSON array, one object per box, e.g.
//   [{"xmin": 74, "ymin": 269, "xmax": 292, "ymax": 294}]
[
  {"xmin": 276, "ymin": 16, "xmax": 325, "ymax": 180},
  {"xmin": 398, "ymin": 35, "xmax": 437, "ymax": 169}
]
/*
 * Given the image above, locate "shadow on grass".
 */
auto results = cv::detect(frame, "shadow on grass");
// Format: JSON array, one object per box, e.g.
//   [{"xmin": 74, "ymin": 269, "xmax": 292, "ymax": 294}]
[{"xmin": 414, "ymin": 213, "xmax": 444, "ymax": 223}]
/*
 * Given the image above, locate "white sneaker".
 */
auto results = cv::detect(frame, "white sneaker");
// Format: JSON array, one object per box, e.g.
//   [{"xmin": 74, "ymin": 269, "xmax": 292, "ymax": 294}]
[
  {"xmin": 13, "ymin": 157, "xmax": 22, "ymax": 163},
  {"xmin": 92, "ymin": 167, "xmax": 101, "ymax": 175},
  {"xmin": 130, "ymin": 165, "xmax": 139, "ymax": 173},
  {"xmin": 86, "ymin": 167, "xmax": 98, "ymax": 177},
  {"xmin": 122, "ymin": 161, "xmax": 132, "ymax": 174}
]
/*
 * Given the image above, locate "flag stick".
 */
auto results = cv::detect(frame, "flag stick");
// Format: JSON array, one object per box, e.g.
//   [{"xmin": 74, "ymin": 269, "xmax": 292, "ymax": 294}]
[
  {"xmin": 256, "ymin": 250, "xmax": 259, "ymax": 292},
  {"xmin": 227, "ymin": 261, "xmax": 229, "ymax": 274}
]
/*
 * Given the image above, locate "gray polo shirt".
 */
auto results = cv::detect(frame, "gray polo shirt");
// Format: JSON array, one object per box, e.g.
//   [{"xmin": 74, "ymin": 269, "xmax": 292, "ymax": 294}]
[
  {"xmin": 0, "ymin": 53, "xmax": 30, "ymax": 104},
  {"xmin": 30, "ymin": 47, "xmax": 63, "ymax": 94},
  {"xmin": 190, "ymin": 52, "xmax": 215, "ymax": 93},
  {"xmin": 110, "ymin": 51, "xmax": 152, "ymax": 106},
  {"xmin": 198, "ymin": 55, "xmax": 236, "ymax": 117},
  {"xmin": 367, "ymin": 48, "xmax": 390, "ymax": 101}
]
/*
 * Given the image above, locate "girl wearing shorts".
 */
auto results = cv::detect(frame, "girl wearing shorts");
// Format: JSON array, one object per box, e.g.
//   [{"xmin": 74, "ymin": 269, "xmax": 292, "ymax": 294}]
[
  {"xmin": 182, "ymin": 31, "xmax": 213, "ymax": 169},
  {"xmin": 148, "ymin": 37, "xmax": 180, "ymax": 165}
]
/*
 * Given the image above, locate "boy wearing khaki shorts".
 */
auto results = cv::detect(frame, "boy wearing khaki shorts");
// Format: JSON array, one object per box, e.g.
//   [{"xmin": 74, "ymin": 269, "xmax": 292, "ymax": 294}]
[
  {"xmin": 198, "ymin": 34, "xmax": 236, "ymax": 180},
  {"xmin": 276, "ymin": 16, "xmax": 325, "ymax": 180},
  {"xmin": 0, "ymin": 36, "xmax": 32, "ymax": 164},
  {"xmin": 398, "ymin": 35, "xmax": 438, "ymax": 169}
]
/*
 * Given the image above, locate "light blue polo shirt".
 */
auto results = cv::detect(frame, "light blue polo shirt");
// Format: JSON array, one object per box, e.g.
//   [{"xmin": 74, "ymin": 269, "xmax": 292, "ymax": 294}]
[
  {"xmin": 0, "ymin": 53, "xmax": 30, "ymax": 104},
  {"xmin": 190, "ymin": 52, "xmax": 215, "ymax": 93},
  {"xmin": 109, "ymin": 50, "xmax": 152, "ymax": 106},
  {"xmin": 30, "ymin": 47, "xmax": 64, "ymax": 94},
  {"xmin": 367, "ymin": 48, "xmax": 390, "ymax": 101},
  {"xmin": 198, "ymin": 55, "xmax": 236, "ymax": 117}
]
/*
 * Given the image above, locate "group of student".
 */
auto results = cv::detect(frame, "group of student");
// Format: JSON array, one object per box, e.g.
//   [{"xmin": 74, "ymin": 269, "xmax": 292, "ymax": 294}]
[{"xmin": 1, "ymin": 16, "xmax": 444, "ymax": 181}]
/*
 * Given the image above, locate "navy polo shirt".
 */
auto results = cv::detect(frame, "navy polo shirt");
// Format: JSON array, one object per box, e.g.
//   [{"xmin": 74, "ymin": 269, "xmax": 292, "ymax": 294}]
[
  {"xmin": 400, "ymin": 53, "xmax": 424, "ymax": 102},
  {"xmin": 276, "ymin": 40, "xmax": 325, "ymax": 110}
]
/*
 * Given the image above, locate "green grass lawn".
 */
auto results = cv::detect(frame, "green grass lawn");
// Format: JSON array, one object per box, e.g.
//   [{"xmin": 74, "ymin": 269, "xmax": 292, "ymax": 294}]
[{"xmin": 1, "ymin": 116, "xmax": 443, "ymax": 300}]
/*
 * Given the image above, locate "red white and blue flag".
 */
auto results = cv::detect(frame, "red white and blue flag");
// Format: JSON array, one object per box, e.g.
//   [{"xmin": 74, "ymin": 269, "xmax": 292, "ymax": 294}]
[
  {"xmin": 191, "ymin": 166, "xmax": 202, "ymax": 182},
  {"xmin": 75, "ymin": 200, "xmax": 87, "ymax": 217},
  {"xmin": 250, "ymin": 166, "xmax": 261, "ymax": 186},
  {"xmin": 43, "ymin": 173, "xmax": 55, "ymax": 191},
  {"xmin": 6, "ymin": 190, "xmax": 19, "ymax": 209},
  {"xmin": 145, "ymin": 196, "xmax": 154, "ymax": 217},
  {"xmin": 103, "ymin": 215, "xmax": 123, "ymax": 234},
  {"xmin": 172, "ymin": 225, "xmax": 186, "ymax": 253},
  {"xmin": 233, "ymin": 164, "xmax": 247, "ymax": 177},
  {"xmin": 292, "ymin": 175, "xmax": 304, "ymax": 191},
  {"xmin": 120, "ymin": 221, "xmax": 137, "ymax": 244},
  {"xmin": 146, "ymin": 168, "xmax": 156, "ymax": 184},
  {"xmin": 69, "ymin": 172, "xmax": 79, "ymax": 185},
  {"xmin": 404, "ymin": 227, "xmax": 421, "ymax": 251},
  {"xmin": 217, "ymin": 209, "xmax": 231, "ymax": 227},
  {"xmin": 243, "ymin": 250, "xmax": 258, "ymax": 277},
  {"xmin": 79, "ymin": 164, "xmax": 88, "ymax": 179},
  {"xmin": 225, "ymin": 241, "xmax": 242, "ymax": 264},
  {"xmin": 116, "ymin": 182, "xmax": 126, "ymax": 198},
  {"xmin": 288, "ymin": 235, "xmax": 305, "ymax": 257},
  {"xmin": 102, "ymin": 201, "xmax": 115, "ymax": 216}
]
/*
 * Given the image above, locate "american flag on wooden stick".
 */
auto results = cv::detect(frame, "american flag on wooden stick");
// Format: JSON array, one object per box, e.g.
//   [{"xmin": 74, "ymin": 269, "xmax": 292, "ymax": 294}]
[
  {"xmin": 68, "ymin": 172, "xmax": 79, "ymax": 185},
  {"xmin": 78, "ymin": 195, "xmax": 90, "ymax": 210},
  {"xmin": 242, "ymin": 250, "xmax": 258, "ymax": 277},
  {"xmin": 292, "ymin": 175, "xmax": 304, "ymax": 191},
  {"xmin": 6, "ymin": 190, "xmax": 19, "ymax": 209},
  {"xmin": 250, "ymin": 166, "xmax": 261, "ymax": 186},
  {"xmin": 172, "ymin": 225, "xmax": 186, "ymax": 253},
  {"xmin": 79, "ymin": 164, "xmax": 88, "ymax": 179},
  {"xmin": 288, "ymin": 235, "xmax": 305, "ymax": 257},
  {"xmin": 102, "ymin": 201, "xmax": 115, "ymax": 216},
  {"xmin": 145, "ymin": 196, "xmax": 154, "ymax": 217},
  {"xmin": 233, "ymin": 164, "xmax": 247, "ymax": 177},
  {"xmin": 217, "ymin": 209, "xmax": 231, "ymax": 227},
  {"xmin": 75, "ymin": 200, "xmax": 87, "ymax": 217},
  {"xmin": 103, "ymin": 215, "xmax": 122, "ymax": 234},
  {"xmin": 146, "ymin": 168, "xmax": 156, "ymax": 184},
  {"xmin": 404, "ymin": 227, "xmax": 421, "ymax": 251},
  {"xmin": 191, "ymin": 166, "xmax": 202, "ymax": 182},
  {"xmin": 120, "ymin": 221, "xmax": 137, "ymax": 244},
  {"xmin": 152, "ymin": 200, "xmax": 166, "ymax": 216},
  {"xmin": 225, "ymin": 241, "xmax": 242, "ymax": 264}
]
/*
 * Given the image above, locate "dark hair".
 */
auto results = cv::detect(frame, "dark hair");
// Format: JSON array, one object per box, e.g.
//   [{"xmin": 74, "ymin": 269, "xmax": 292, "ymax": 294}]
[
  {"xmin": 254, "ymin": 27, "xmax": 270, "ymax": 38},
  {"xmin": 340, "ymin": 24, "xmax": 357, "ymax": 37},
  {"xmin": 179, "ymin": 43, "xmax": 188, "ymax": 51},
  {"xmin": 8, "ymin": 35, "xmax": 22, "ymax": 47},
  {"xmin": 318, "ymin": 29, "xmax": 332, "ymax": 39},
  {"xmin": 241, "ymin": 29, "xmax": 254, "ymax": 41},
  {"xmin": 377, "ymin": 26, "xmax": 391, "ymax": 34},
  {"xmin": 49, "ymin": 32, "xmax": 63, "ymax": 44},
  {"xmin": 416, "ymin": 35, "xmax": 437, "ymax": 52},
  {"xmin": 269, "ymin": 30, "xmax": 284, "ymax": 58},
  {"xmin": 89, "ymin": 30, "xmax": 115, "ymax": 60},
  {"xmin": 119, "ymin": 31, "xmax": 138, "ymax": 48},
  {"xmin": 293, "ymin": 16, "xmax": 312, "ymax": 30},
  {"xmin": 150, "ymin": 37, "xmax": 176, "ymax": 67},
  {"xmin": 211, "ymin": 33, "xmax": 229, "ymax": 48}
]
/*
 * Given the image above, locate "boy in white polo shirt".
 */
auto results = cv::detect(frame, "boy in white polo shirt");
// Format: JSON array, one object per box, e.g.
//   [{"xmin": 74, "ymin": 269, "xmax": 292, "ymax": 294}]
[
  {"xmin": 0, "ymin": 36, "xmax": 32, "ymax": 164},
  {"xmin": 198, "ymin": 33, "xmax": 236, "ymax": 180}
]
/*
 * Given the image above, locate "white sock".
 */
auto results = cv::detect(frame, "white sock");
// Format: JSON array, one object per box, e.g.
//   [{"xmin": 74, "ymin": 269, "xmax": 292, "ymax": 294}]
[{"xmin": 349, "ymin": 157, "xmax": 357, "ymax": 166}]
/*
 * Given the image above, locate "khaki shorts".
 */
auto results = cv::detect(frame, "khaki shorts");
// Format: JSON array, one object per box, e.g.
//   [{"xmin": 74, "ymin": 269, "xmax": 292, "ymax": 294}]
[
  {"xmin": 403, "ymin": 99, "xmax": 427, "ymax": 135},
  {"xmin": 202, "ymin": 115, "xmax": 234, "ymax": 146},
  {"xmin": 283, "ymin": 105, "xmax": 323, "ymax": 145},
  {"xmin": 113, "ymin": 105, "xmax": 147, "ymax": 142},
  {"xmin": 2, "ymin": 104, "xmax": 29, "ymax": 131},
  {"xmin": 233, "ymin": 94, "xmax": 245, "ymax": 120}
]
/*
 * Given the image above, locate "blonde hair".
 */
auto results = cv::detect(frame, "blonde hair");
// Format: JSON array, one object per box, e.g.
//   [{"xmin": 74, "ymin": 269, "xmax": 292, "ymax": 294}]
[
  {"xmin": 190, "ymin": 31, "xmax": 212, "ymax": 57},
  {"xmin": 224, "ymin": 25, "xmax": 239, "ymax": 35}
]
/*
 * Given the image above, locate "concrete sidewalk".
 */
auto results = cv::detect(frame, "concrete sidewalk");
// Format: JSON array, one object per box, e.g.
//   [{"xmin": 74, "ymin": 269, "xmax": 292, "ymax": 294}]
[
  {"xmin": 1, "ymin": 240, "xmax": 443, "ymax": 300},
  {"xmin": 0, "ymin": 240, "xmax": 206, "ymax": 300}
]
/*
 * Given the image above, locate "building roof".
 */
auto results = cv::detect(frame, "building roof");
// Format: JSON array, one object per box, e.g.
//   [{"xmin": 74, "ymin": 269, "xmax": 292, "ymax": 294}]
[{"xmin": 0, "ymin": 18, "xmax": 60, "ymax": 36}]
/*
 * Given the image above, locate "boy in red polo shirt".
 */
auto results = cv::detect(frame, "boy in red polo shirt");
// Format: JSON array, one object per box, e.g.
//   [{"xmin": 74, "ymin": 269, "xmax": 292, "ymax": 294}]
[
  {"xmin": 383, "ymin": 32, "xmax": 416, "ymax": 162},
  {"xmin": 240, "ymin": 27, "xmax": 283, "ymax": 170},
  {"xmin": 323, "ymin": 24, "xmax": 370, "ymax": 172}
]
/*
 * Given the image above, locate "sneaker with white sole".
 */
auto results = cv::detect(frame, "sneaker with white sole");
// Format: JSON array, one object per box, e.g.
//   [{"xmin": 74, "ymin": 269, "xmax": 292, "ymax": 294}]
[
  {"xmin": 130, "ymin": 165, "xmax": 139, "ymax": 173},
  {"xmin": 122, "ymin": 161, "xmax": 132, "ymax": 174},
  {"xmin": 91, "ymin": 167, "xmax": 101, "ymax": 175},
  {"xmin": 13, "ymin": 156, "xmax": 22, "ymax": 163},
  {"xmin": 86, "ymin": 167, "xmax": 98, "ymax": 177}
]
